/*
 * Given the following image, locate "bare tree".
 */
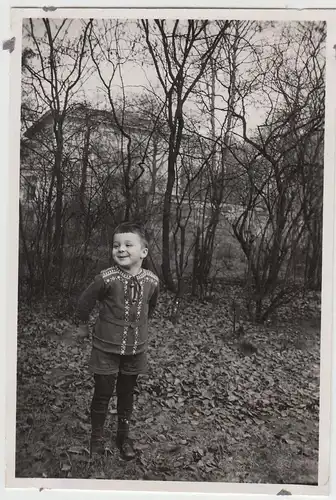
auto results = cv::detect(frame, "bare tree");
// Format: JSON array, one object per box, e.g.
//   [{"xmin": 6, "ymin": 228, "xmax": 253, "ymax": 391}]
[
  {"xmin": 21, "ymin": 18, "xmax": 93, "ymax": 292},
  {"xmin": 87, "ymin": 19, "xmax": 163, "ymax": 221},
  {"xmin": 228, "ymin": 21, "xmax": 325, "ymax": 321},
  {"xmin": 190, "ymin": 21, "xmax": 259, "ymax": 298},
  {"xmin": 141, "ymin": 19, "xmax": 231, "ymax": 291}
]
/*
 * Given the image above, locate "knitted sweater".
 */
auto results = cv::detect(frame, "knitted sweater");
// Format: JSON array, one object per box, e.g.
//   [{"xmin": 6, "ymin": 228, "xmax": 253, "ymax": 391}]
[{"xmin": 77, "ymin": 265, "xmax": 159, "ymax": 356}]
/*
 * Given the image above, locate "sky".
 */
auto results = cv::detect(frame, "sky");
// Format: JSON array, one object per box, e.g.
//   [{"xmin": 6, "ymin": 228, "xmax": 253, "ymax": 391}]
[{"xmin": 20, "ymin": 18, "xmax": 326, "ymax": 138}]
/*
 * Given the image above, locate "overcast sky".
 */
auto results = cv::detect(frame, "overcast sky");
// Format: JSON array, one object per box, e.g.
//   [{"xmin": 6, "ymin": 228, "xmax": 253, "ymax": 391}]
[{"xmin": 21, "ymin": 18, "xmax": 325, "ymax": 137}]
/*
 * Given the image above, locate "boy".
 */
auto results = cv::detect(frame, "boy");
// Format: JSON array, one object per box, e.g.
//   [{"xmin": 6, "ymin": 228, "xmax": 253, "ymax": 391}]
[{"xmin": 75, "ymin": 222, "xmax": 159, "ymax": 460}]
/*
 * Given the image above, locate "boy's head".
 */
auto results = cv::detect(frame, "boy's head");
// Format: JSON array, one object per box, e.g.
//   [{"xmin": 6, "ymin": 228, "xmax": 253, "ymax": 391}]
[{"xmin": 112, "ymin": 222, "xmax": 149, "ymax": 272}]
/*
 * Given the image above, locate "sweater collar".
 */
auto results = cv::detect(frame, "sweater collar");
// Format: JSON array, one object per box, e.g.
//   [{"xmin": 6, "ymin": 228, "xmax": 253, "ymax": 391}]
[{"xmin": 114, "ymin": 265, "xmax": 145, "ymax": 280}]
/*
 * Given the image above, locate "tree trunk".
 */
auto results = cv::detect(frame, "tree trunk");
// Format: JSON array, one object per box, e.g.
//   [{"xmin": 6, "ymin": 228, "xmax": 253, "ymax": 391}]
[
  {"xmin": 151, "ymin": 134, "xmax": 158, "ymax": 199},
  {"xmin": 79, "ymin": 119, "xmax": 90, "ymax": 240},
  {"xmin": 255, "ymin": 296, "xmax": 263, "ymax": 323},
  {"xmin": 53, "ymin": 122, "xmax": 64, "ymax": 280},
  {"xmin": 162, "ymin": 160, "xmax": 176, "ymax": 291},
  {"xmin": 192, "ymin": 226, "xmax": 201, "ymax": 295}
]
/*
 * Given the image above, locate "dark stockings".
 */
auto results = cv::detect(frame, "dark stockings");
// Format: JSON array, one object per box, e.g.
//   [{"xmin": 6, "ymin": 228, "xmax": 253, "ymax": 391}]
[
  {"xmin": 116, "ymin": 373, "xmax": 138, "ymax": 419},
  {"xmin": 90, "ymin": 372, "xmax": 138, "ymax": 439},
  {"xmin": 90, "ymin": 374, "xmax": 116, "ymax": 439}
]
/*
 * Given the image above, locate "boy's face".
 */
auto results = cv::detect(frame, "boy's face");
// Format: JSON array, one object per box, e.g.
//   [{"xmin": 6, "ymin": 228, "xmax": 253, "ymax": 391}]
[{"xmin": 112, "ymin": 232, "xmax": 148, "ymax": 272}]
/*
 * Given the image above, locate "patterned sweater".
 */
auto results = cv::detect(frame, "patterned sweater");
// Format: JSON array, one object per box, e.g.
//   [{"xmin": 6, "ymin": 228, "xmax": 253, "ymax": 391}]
[{"xmin": 77, "ymin": 266, "xmax": 160, "ymax": 356}]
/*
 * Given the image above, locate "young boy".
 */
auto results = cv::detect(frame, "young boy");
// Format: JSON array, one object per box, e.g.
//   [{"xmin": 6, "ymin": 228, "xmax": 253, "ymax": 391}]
[{"xmin": 75, "ymin": 222, "xmax": 159, "ymax": 460}]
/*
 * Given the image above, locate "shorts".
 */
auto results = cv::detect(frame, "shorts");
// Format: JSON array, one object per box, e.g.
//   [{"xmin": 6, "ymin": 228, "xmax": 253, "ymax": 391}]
[{"xmin": 88, "ymin": 347, "xmax": 148, "ymax": 375}]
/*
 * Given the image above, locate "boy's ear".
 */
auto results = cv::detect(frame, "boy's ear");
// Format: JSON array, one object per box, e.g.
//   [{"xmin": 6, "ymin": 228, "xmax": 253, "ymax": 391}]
[{"xmin": 141, "ymin": 247, "xmax": 149, "ymax": 258}]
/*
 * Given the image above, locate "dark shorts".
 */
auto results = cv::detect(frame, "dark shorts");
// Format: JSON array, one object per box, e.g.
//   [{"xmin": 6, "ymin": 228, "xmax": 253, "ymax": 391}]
[{"xmin": 89, "ymin": 347, "xmax": 148, "ymax": 375}]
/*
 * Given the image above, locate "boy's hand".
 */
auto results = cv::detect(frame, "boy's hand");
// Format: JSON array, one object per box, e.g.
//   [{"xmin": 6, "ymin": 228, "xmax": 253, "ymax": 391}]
[
  {"xmin": 62, "ymin": 323, "xmax": 90, "ymax": 345},
  {"xmin": 76, "ymin": 323, "xmax": 90, "ymax": 340}
]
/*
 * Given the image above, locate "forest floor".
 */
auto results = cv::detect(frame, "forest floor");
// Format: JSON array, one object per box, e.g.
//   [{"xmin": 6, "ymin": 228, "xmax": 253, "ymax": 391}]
[{"xmin": 15, "ymin": 283, "xmax": 321, "ymax": 484}]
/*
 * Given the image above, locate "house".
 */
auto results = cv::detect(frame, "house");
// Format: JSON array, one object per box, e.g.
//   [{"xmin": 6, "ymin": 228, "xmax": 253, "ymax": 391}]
[
  {"xmin": 20, "ymin": 102, "xmax": 266, "ymax": 236},
  {"xmin": 20, "ymin": 103, "xmax": 169, "ymax": 207}
]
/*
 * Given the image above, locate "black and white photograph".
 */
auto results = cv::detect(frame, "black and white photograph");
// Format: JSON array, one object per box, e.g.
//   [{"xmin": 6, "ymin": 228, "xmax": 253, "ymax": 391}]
[{"xmin": 10, "ymin": 9, "xmax": 332, "ymax": 491}]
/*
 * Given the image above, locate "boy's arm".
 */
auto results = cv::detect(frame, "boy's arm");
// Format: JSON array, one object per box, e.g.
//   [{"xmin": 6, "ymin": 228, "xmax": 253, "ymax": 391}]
[
  {"xmin": 148, "ymin": 282, "xmax": 160, "ymax": 319},
  {"xmin": 76, "ymin": 274, "xmax": 106, "ymax": 324},
  {"xmin": 60, "ymin": 276, "xmax": 105, "ymax": 344}
]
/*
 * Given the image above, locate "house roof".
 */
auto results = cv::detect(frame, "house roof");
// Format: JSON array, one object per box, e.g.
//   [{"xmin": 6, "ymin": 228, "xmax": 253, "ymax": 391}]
[{"xmin": 22, "ymin": 102, "xmax": 163, "ymax": 140}]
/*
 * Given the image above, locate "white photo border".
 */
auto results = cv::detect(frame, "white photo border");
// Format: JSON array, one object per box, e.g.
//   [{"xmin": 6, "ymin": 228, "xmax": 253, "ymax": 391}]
[{"xmin": 1, "ymin": 2, "xmax": 336, "ymax": 499}]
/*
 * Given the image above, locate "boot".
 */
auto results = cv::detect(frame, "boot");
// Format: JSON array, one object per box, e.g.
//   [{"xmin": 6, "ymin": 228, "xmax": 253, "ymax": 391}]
[
  {"xmin": 116, "ymin": 417, "xmax": 136, "ymax": 460},
  {"xmin": 90, "ymin": 431, "xmax": 105, "ymax": 457},
  {"xmin": 90, "ymin": 409, "xmax": 106, "ymax": 457}
]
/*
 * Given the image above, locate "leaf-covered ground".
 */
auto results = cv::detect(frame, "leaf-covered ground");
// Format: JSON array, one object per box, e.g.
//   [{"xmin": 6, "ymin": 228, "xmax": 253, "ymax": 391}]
[{"xmin": 15, "ymin": 285, "xmax": 320, "ymax": 483}]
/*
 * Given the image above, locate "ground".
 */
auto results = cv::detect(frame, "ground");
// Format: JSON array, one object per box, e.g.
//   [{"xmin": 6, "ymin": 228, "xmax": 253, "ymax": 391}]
[{"xmin": 15, "ymin": 284, "xmax": 320, "ymax": 483}]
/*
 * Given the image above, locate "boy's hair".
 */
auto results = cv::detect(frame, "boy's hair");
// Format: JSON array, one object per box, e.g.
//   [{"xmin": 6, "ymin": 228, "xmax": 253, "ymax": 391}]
[{"xmin": 112, "ymin": 222, "xmax": 149, "ymax": 248}]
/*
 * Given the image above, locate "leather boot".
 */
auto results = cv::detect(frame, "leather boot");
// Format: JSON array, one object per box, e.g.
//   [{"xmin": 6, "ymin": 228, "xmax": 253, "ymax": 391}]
[
  {"xmin": 90, "ymin": 409, "xmax": 106, "ymax": 457},
  {"xmin": 116, "ymin": 417, "xmax": 136, "ymax": 460}
]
